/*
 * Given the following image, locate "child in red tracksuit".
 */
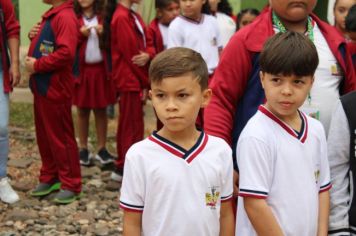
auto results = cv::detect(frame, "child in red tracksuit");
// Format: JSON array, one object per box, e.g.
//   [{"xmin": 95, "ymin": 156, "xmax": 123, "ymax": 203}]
[
  {"xmin": 73, "ymin": 0, "xmax": 116, "ymax": 166},
  {"xmin": 25, "ymin": 0, "xmax": 82, "ymax": 204},
  {"xmin": 110, "ymin": 0, "xmax": 155, "ymax": 181},
  {"xmin": 148, "ymin": 0, "xmax": 179, "ymax": 54}
]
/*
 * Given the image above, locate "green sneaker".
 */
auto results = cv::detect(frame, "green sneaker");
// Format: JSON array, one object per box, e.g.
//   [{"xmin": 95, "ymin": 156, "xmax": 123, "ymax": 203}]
[
  {"xmin": 30, "ymin": 182, "xmax": 61, "ymax": 197},
  {"xmin": 53, "ymin": 190, "xmax": 82, "ymax": 204}
]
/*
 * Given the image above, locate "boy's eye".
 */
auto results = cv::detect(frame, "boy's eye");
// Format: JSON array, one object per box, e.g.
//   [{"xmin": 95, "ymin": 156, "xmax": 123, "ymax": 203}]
[
  {"xmin": 178, "ymin": 93, "xmax": 189, "ymax": 98},
  {"xmin": 294, "ymin": 80, "xmax": 305, "ymax": 85},
  {"xmin": 271, "ymin": 78, "xmax": 280, "ymax": 83},
  {"xmin": 155, "ymin": 93, "xmax": 165, "ymax": 98}
]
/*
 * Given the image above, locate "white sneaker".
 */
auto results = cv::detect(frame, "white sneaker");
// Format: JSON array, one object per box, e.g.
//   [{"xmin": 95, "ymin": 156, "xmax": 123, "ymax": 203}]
[
  {"xmin": 111, "ymin": 169, "xmax": 123, "ymax": 182},
  {"xmin": 0, "ymin": 177, "xmax": 19, "ymax": 204}
]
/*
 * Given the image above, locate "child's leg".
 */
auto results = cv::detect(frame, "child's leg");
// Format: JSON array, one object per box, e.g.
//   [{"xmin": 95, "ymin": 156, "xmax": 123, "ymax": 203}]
[
  {"xmin": 116, "ymin": 91, "xmax": 144, "ymax": 170},
  {"xmin": 77, "ymin": 107, "xmax": 91, "ymax": 149},
  {"xmin": 93, "ymin": 108, "xmax": 108, "ymax": 150},
  {"xmin": 34, "ymin": 96, "xmax": 59, "ymax": 184},
  {"xmin": 35, "ymin": 96, "xmax": 81, "ymax": 193},
  {"xmin": 0, "ymin": 89, "xmax": 9, "ymax": 179}
]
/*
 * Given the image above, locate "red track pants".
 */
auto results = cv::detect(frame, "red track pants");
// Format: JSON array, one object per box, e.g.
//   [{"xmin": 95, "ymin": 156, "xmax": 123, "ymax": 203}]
[
  {"xmin": 116, "ymin": 92, "xmax": 144, "ymax": 169},
  {"xmin": 34, "ymin": 95, "xmax": 81, "ymax": 193}
]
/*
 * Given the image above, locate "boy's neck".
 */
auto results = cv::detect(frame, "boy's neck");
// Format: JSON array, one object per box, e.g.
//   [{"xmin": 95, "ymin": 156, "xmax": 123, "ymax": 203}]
[
  {"xmin": 277, "ymin": 15, "xmax": 309, "ymax": 34},
  {"xmin": 52, "ymin": 0, "xmax": 66, "ymax": 8},
  {"xmin": 183, "ymin": 13, "xmax": 203, "ymax": 23},
  {"xmin": 158, "ymin": 127, "xmax": 201, "ymax": 150},
  {"xmin": 120, "ymin": 0, "xmax": 132, "ymax": 9}
]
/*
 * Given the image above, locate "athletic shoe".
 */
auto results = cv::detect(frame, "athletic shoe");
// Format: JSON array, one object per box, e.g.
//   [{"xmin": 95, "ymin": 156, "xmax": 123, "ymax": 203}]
[
  {"xmin": 95, "ymin": 148, "xmax": 115, "ymax": 164},
  {"xmin": 53, "ymin": 189, "xmax": 82, "ymax": 204},
  {"xmin": 79, "ymin": 148, "xmax": 91, "ymax": 166},
  {"xmin": 111, "ymin": 168, "xmax": 123, "ymax": 182},
  {"xmin": 0, "ymin": 177, "xmax": 19, "ymax": 204},
  {"xmin": 30, "ymin": 182, "xmax": 61, "ymax": 197}
]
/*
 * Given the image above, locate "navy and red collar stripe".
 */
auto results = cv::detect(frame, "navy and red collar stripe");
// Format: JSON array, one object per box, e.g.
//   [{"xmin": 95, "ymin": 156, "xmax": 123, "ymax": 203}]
[
  {"xmin": 148, "ymin": 131, "xmax": 208, "ymax": 164},
  {"xmin": 259, "ymin": 105, "xmax": 308, "ymax": 143},
  {"xmin": 179, "ymin": 14, "xmax": 205, "ymax": 24}
]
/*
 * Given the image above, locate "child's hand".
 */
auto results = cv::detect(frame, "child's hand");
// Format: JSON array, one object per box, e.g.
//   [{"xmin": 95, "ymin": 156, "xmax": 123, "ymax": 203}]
[
  {"xmin": 28, "ymin": 22, "xmax": 41, "ymax": 40},
  {"xmin": 141, "ymin": 88, "xmax": 148, "ymax": 105},
  {"xmin": 9, "ymin": 63, "xmax": 20, "ymax": 87},
  {"xmin": 25, "ymin": 56, "xmax": 37, "ymax": 74},
  {"xmin": 95, "ymin": 24, "xmax": 103, "ymax": 35},
  {"xmin": 132, "ymin": 51, "xmax": 150, "ymax": 67},
  {"xmin": 80, "ymin": 26, "xmax": 91, "ymax": 37}
]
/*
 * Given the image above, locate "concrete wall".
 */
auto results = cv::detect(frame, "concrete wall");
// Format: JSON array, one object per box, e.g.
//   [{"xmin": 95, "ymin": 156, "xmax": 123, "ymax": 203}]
[{"xmin": 19, "ymin": 0, "xmax": 49, "ymax": 46}]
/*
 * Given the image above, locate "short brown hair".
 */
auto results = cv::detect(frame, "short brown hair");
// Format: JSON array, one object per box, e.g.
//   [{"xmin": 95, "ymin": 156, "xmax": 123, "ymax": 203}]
[
  {"xmin": 149, "ymin": 47, "xmax": 209, "ymax": 89},
  {"xmin": 260, "ymin": 32, "xmax": 319, "ymax": 77},
  {"xmin": 155, "ymin": 0, "xmax": 179, "ymax": 9}
]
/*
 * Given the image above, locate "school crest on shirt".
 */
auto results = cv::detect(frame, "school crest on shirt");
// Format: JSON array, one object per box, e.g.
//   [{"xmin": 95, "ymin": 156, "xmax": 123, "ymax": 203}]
[
  {"xmin": 205, "ymin": 186, "xmax": 220, "ymax": 209},
  {"xmin": 314, "ymin": 169, "xmax": 320, "ymax": 183},
  {"xmin": 39, "ymin": 40, "xmax": 54, "ymax": 56},
  {"xmin": 330, "ymin": 62, "xmax": 343, "ymax": 76},
  {"xmin": 211, "ymin": 37, "xmax": 217, "ymax": 46}
]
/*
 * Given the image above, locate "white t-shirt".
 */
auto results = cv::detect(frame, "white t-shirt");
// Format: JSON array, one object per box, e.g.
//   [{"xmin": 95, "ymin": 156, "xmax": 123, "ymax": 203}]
[
  {"xmin": 120, "ymin": 131, "xmax": 233, "ymax": 236},
  {"xmin": 158, "ymin": 23, "xmax": 169, "ymax": 50},
  {"xmin": 215, "ymin": 12, "xmax": 236, "ymax": 48},
  {"xmin": 168, "ymin": 14, "xmax": 222, "ymax": 74},
  {"xmin": 83, "ymin": 16, "xmax": 103, "ymax": 64},
  {"xmin": 236, "ymin": 106, "xmax": 331, "ymax": 236}
]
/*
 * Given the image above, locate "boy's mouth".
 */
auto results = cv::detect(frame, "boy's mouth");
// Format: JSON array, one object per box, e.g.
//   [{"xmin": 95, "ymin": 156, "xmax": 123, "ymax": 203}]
[{"xmin": 288, "ymin": 2, "xmax": 307, "ymax": 9}]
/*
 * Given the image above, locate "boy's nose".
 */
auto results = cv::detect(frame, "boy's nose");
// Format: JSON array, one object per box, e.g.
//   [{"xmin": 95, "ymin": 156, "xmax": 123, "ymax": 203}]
[
  {"xmin": 281, "ymin": 84, "xmax": 293, "ymax": 95},
  {"xmin": 166, "ymin": 98, "xmax": 178, "ymax": 111}
]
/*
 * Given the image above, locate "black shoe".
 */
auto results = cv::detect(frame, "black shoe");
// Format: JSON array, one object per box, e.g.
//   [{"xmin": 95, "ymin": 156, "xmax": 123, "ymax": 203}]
[
  {"xmin": 79, "ymin": 148, "xmax": 91, "ymax": 166},
  {"xmin": 95, "ymin": 148, "xmax": 115, "ymax": 164},
  {"xmin": 111, "ymin": 168, "xmax": 123, "ymax": 182}
]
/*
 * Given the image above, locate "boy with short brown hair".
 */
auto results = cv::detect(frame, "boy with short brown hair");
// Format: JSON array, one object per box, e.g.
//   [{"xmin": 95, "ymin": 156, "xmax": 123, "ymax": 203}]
[
  {"xmin": 120, "ymin": 47, "xmax": 234, "ymax": 236},
  {"xmin": 236, "ymin": 32, "xmax": 330, "ymax": 236}
]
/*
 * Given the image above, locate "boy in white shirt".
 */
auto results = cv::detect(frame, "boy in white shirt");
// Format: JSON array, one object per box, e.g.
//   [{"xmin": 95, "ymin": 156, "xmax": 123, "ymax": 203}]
[
  {"xmin": 120, "ymin": 47, "xmax": 234, "ymax": 236},
  {"xmin": 236, "ymin": 32, "xmax": 331, "ymax": 236}
]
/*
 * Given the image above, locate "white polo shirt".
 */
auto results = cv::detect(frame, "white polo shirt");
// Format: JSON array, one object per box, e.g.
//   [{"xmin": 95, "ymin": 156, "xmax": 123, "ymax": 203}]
[
  {"xmin": 236, "ymin": 106, "xmax": 331, "ymax": 236},
  {"xmin": 120, "ymin": 131, "xmax": 233, "ymax": 236},
  {"xmin": 168, "ymin": 14, "xmax": 222, "ymax": 75}
]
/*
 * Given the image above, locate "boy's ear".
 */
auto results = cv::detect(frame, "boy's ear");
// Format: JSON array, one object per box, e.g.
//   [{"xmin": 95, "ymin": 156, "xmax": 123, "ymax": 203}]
[
  {"xmin": 156, "ymin": 9, "xmax": 163, "ymax": 18},
  {"xmin": 201, "ymin": 88, "xmax": 212, "ymax": 108},
  {"xmin": 148, "ymin": 90, "xmax": 153, "ymax": 99},
  {"xmin": 259, "ymin": 71, "xmax": 265, "ymax": 89}
]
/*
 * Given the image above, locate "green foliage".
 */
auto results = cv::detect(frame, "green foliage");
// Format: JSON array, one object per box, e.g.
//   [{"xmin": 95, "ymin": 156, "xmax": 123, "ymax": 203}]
[{"xmin": 11, "ymin": 0, "xmax": 19, "ymax": 19}]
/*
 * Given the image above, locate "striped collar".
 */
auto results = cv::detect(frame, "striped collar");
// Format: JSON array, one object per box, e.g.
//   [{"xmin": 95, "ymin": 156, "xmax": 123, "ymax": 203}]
[
  {"xmin": 179, "ymin": 14, "xmax": 205, "ymax": 24},
  {"xmin": 259, "ymin": 105, "xmax": 308, "ymax": 143},
  {"xmin": 148, "ymin": 131, "xmax": 208, "ymax": 164}
]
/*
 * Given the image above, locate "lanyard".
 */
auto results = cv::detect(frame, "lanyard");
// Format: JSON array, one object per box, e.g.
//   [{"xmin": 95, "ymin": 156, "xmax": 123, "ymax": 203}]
[{"xmin": 272, "ymin": 12, "xmax": 314, "ymax": 42}]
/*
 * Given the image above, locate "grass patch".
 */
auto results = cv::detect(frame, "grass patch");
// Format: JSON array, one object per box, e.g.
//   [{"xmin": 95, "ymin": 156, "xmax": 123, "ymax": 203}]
[{"xmin": 9, "ymin": 102, "xmax": 34, "ymax": 129}]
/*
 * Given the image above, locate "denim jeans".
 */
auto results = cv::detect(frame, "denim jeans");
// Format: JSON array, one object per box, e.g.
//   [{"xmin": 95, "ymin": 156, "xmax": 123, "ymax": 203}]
[{"xmin": 0, "ymin": 65, "xmax": 9, "ymax": 178}]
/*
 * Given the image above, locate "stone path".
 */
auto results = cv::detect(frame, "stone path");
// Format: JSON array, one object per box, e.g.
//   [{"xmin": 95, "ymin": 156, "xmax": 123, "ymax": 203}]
[{"xmin": 1, "ymin": 88, "xmax": 157, "ymax": 235}]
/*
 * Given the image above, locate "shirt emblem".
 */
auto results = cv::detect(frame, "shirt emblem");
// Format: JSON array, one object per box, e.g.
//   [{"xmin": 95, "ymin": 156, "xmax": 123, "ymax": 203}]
[{"xmin": 205, "ymin": 186, "xmax": 220, "ymax": 209}]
